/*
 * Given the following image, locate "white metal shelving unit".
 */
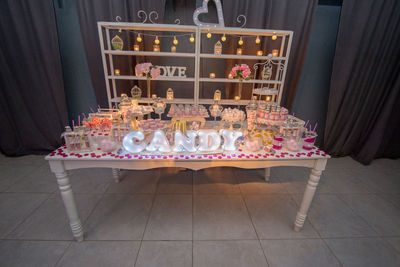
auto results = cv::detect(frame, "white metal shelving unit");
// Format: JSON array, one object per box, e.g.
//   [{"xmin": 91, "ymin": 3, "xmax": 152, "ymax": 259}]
[{"xmin": 98, "ymin": 22, "xmax": 293, "ymax": 108}]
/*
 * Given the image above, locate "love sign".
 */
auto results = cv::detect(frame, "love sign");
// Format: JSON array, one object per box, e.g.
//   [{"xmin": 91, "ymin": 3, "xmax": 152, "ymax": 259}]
[{"xmin": 158, "ymin": 66, "xmax": 187, "ymax": 78}]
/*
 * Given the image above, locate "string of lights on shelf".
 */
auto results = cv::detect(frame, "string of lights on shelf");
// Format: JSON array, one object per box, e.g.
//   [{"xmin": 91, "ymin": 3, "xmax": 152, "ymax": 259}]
[{"xmin": 119, "ymin": 29, "xmax": 279, "ymax": 45}]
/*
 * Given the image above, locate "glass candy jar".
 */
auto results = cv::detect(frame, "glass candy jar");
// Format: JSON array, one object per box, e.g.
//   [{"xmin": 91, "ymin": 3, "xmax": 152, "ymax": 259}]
[
  {"xmin": 152, "ymin": 98, "xmax": 166, "ymax": 119},
  {"xmin": 246, "ymin": 96, "xmax": 258, "ymax": 130},
  {"xmin": 302, "ymin": 132, "xmax": 317, "ymax": 151}
]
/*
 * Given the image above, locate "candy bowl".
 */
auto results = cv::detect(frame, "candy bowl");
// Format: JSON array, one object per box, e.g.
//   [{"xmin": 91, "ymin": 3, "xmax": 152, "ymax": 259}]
[
  {"xmin": 244, "ymin": 136, "xmax": 263, "ymax": 152},
  {"xmin": 302, "ymin": 133, "xmax": 317, "ymax": 151}
]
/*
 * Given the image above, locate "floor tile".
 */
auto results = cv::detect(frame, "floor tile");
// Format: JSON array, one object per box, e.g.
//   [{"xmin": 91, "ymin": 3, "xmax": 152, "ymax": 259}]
[
  {"xmin": 157, "ymin": 168, "xmax": 193, "ymax": 194},
  {"xmin": 136, "ymin": 241, "xmax": 192, "ymax": 267},
  {"xmin": 325, "ymin": 156, "xmax": 364, "ymax": 169},
  {"xmin": 272, "ymin": 167, "xmax": 310, "ymax": 194},
  {"xmin": 57, "ymin": 241, "xmax": 140, "ymax": 267},
  {"xmin": 69, "ymin": 168, "xmax": 113, "ymax": 194},
  {"xmin": 350, "ymin": 168, "xmax": 400, "ymax": 193},
  {"xmin": 85, "ymin": 194, "xmax": 153, "ymax": 240},
  {"xmin": 194, "ymin": 167, "xmax": 240, "ymax": 194},
  {"xmin": 8, "ymin": 194, "xmax": 101, "ymax": 240},
  {"xmin": 143, "ymin": 194, "xmax": 192, "ymax": 240},
  {"xmin": 235, "ymin": 168, "xmax": 287, "ymax": 194},
  {"xmin": 106, "ymin": 170, "xmax": 159, "ymax": 194},
  {"xmin": 326, "ymin": 237, "xmax": 400, "ymax": 267},
  {"xmin": 0, "ymin": 193, "xmax": 48, "ymax": 238},
  {"xmin": 317, "ymin": 169, "xmax": 372, "ymax": 194},
  {"xmin": 0, "ymin": 164, "xmax": 40, "ymax": 192},
  {"xmin": 193, "ymin": 240, "xmax": 268, "ymax": 267},
  {"xmin": 261, "ymin": 239, "xmax": 340, "ymax": 267},
  {"xmin": 367, "ymin": 158, "xmax": 400, "ymax": 169},
  {"xmin": 292, "ymin": 194, "xmax": 377, "ymax": 238},
  {"xmin": 244, "ymin": 194, "xmax": 318, "ymax": 239},
  {"xmin": 6, "ymin": 165, "xmax": 58, "ymax": 193},
  {"xmin": 385, "ymin": 237, "xmax": 400, "ymax": 253},
  {"xmin": 379, "ymin": 194, "xmax": 400, "ymax": 209},
  {"xmin": 193, "ymin": 194, "xmax": 257, "ymax": 240},
  {"xmin": 0, "ymin": 240, "xmax": 69, "ymax": 267},
  {"xmin": 339, "ymin": 194, "xmax": 400, "ymax": 236},
  {"xmin": 0, "ymin": 155, "xmax": 46, "ymax": 167}
]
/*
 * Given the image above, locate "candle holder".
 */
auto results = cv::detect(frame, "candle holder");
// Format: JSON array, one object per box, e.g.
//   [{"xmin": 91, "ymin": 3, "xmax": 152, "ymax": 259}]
[
  {"xmin": 153, "ymin": 44, "xmax": 160, "ymax": 52},
  {"xmin": 236, "ymin": 48, "xmax": 243, "ymax": 55},
  {"xmin": 171, "ymin": 46, "xmax": 176, "ymax": 52},
  {"xmin": 257, "ymin": 50, "xmax": 263, "ymax": 56},
  {"xmin": 134, "ymin": 44, "xmax": 140, "ymax": 51},
  {"xmin": 209, "ymin": 73, "xmax": 216, "ymax": 78},
  {"xmin": 272, "ymin": 49, "xmax": 279, "ymax": 57},
  {"xmin": 114, "ymin": 69, "xmax": 120, "ymax": 75}
]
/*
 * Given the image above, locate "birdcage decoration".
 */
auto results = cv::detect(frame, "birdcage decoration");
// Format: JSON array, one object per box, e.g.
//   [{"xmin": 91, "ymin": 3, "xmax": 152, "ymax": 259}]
[
  {"xmin": 252, "ymin": 54, "xmax": 286, "ymax": 103},
  {"xmin": 262, "ymin": 65, "xmax": 272, "ymax": 80},
  {"xmin": 214, "ymin": 41, "xmax": 222, "ymax": 55},
  {"xmin": 111, "ymin": 35, "xmax": 123, "ymax": 50},
  {"xmin": 166, "ymin": 88, "xmax": 174, "ymax": 100},
  {"xmin": 131, "ymin": 85, "xmax": 142, "ymax": 99}
]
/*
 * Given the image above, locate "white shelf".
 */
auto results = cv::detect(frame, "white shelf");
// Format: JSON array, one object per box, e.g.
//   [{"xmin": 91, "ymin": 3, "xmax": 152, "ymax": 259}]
[
  {"xmin": 104, "ymin": 50, "xmax": 196, "ymax": 58},
  {"xmin": 111, "ymin": 97, "xmax": 195, "ymax": 104},
  {"xmin": 108, "ymin": 75, "xmax": 195, "ymax": 82},
  {"xmin": 200, "ymin": 54, "xmax": 286, "ymax": 60},
  {"xmin": 200, "ymin": 78, "xmax": 282, "ymax": 84}
]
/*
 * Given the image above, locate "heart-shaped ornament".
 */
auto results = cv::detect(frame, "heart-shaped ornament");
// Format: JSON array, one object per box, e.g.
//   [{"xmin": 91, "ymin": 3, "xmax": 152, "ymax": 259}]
[{"xmin": 193, "ymin": 0, "xmax": 225, "ymax": 28}]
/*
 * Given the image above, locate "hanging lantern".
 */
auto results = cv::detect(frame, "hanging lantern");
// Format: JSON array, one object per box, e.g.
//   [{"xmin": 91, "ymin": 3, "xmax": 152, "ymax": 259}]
[
  {"xmin": 166, "ymin": 88, "xmax": 174, "ymax": 100},
  {"xmin": 131, "ymin": 85, "xmax": 142, "ymax": 98},
  {"xmin": 111, "ymin": 35, "xmax": 123, "ymax": 50},
  {"xmin": 214, "ymin": 41, "xmax": 222, "ymax": 55}
]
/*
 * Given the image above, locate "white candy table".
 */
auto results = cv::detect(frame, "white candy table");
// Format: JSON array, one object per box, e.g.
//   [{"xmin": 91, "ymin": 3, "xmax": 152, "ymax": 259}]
[{"xmin": 46, "ymin": 146, "xmax": 329, "ymax": 241}]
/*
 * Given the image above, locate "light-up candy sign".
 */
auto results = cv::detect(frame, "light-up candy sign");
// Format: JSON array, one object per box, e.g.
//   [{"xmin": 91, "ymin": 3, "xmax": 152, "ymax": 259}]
[{"xmin": 122, "ymin": 129, "xmax": 243, "ymax": 153}]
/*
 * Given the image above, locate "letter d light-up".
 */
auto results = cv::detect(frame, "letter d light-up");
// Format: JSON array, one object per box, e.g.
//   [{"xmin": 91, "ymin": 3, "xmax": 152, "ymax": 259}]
[{"xmin": 197, "ymin": 130, "xmax": 221, "ymax": 152}]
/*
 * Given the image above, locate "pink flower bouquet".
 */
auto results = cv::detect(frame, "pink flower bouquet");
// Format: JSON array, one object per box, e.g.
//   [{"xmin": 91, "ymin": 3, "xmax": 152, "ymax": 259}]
[
  {"xmin": 135, "ymin": 62, "xmax": 161, "ymax": 103},
  {"xmin": 230, "ymin": 64, "xmax": 251, "ymax": 81},
  {"xmin": 135, "ymin": 62, "xmax": 160, "ymax": 79},
  {"xmin": 229, "ymin": 64, "xmax": 251, "ymax": 100}
]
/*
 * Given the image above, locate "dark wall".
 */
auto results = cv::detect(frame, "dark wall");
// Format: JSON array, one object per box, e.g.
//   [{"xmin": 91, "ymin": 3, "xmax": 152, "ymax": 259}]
[{"xmin": 292, "ymin": 5, "xmax": 341, "ymax": 145}]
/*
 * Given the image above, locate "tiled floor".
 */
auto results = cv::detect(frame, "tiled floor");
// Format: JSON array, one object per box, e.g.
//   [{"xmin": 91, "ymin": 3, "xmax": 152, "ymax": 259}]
[{"xmin": 0, "ymin": 155, "xmax": 399, "ymax": 267}]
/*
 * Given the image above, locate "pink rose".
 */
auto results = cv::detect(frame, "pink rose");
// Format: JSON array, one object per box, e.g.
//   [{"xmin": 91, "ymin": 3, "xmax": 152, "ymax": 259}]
[
  {"xmin": 135, "ymin": 63, "xmax": 153, "ymax": 76},
  {"xmin": 150, "ymin": 66, "xmax": 160, "ymax": 78}
]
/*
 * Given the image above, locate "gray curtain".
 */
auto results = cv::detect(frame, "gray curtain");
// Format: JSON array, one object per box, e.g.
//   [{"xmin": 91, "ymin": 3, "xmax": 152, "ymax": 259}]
[
  {"xmin": 222, "ymin": 0, "xmax": 318, "ymax": 107},
  {"xmin": 0, "ymin": 0, "xmax": 68, "ymax": 155},
  {"xmin": 74, "ymin": 0, "xmax": 167, "ymax": 107},
  {"xmin": 324, "ymin": 0, "xmax": 400, "ymax": 164}
]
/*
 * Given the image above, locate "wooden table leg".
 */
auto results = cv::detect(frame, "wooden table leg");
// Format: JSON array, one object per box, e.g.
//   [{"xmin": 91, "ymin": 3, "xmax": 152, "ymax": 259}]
[
  {"xmin": 294, "ymin": 159, "xmax": 327, "ymax": 232},
  {"xmin": 112, "ymin": 168, "xmax": 121, "ymax": 183},
  {"xmin": 264, "ymin": 167, "xmax": 270, "ymax": 182},
  {"xmin": 55, "ymin": 170, "xmax": 84, "ymax": 241}
]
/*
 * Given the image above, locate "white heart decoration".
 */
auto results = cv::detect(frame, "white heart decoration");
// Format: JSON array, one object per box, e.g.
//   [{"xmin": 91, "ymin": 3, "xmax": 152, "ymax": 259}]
[{"xmin": 193, "ymin": 0, "xmax": 225, "ymax": 28}]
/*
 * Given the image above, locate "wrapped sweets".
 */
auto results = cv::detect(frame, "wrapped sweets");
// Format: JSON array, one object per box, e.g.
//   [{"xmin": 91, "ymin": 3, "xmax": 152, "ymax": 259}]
[
  {"xmin": 139, "ymin": 119, "xmax": 167, "ymax": 131},
  {"xmin": 168, "ymin": 104, "xmax": 209, "ymax": 117},
  {"xmin": 221, "ymin": 108, "xmax": 245, "ymax": 123}
]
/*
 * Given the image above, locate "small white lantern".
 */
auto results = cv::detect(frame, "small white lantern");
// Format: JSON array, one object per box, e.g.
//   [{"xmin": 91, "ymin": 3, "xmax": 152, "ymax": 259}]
[
  {"xmin": 166, "ymin": 88, "xmax": 174, "ymax": 100},
  {"xmin": 214, "ymin": 41, "xmax": 222, "ymax": 55}
]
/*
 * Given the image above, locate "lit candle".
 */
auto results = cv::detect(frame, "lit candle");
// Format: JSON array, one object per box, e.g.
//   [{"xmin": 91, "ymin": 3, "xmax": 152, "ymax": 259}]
[
  {"xmin": 266, "ymin": 95, "xmax": 272, "ymax": 102},
  {"xmin": 153, "ymin": 44, "xmax": 160, "ymax": 52},
  {"xmin": 152, "ymin": 94, "xmax": 157, "ymax": 99},
  {"xmin": 209, "ymin": 73, "xmax": 216, "ymax": 78},
  {"xmin": 171, "ymin": 46, "xmax": 176, "ymax": 52},
  {"xmin": 114, "ymin": 69, "xmax": 120, "ymax": 75},
  {"xmin": 234, "ymin": 96, "xmax": 240, "ymax": 101},
  {"xmin": 257, "ymin": 50, "xmax": 263, "ymax": 56},
  {"xmin": 134, "ymin": 44, "xmax": 140, "ymax": 51},
  {"xmin": 228, "ymin": 73, "xmax": 233, "ymax": 79},
  {"xmin": 236, "ymin": 48, "xmax": 243, "ymax": 55},
  {"xmin": 272, "ymin": 49, "xmax": 279, "ymax": 57}
]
